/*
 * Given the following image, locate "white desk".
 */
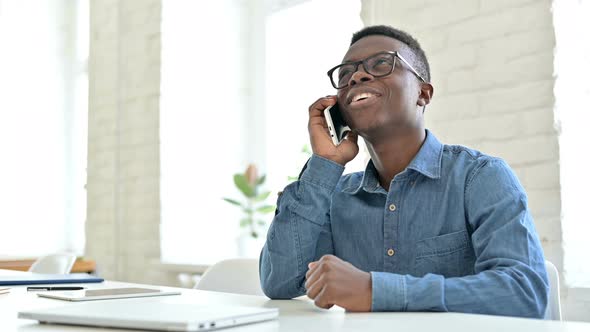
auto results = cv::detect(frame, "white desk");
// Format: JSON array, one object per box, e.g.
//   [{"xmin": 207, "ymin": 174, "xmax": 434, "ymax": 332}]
[{"xmin": 1, "ymin": 269, "xmax": 589, "ymax": 332}]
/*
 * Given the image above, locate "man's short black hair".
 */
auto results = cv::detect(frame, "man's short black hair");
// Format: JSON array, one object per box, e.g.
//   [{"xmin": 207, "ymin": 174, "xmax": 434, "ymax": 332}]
[{"xmin": 351, "ymin": 25, "xmax": 431, "ymax": 83}]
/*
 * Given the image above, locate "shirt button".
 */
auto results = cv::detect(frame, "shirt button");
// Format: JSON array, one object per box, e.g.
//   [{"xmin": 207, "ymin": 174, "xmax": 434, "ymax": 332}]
[
  {"xmin": 388, "ymin": 204, "xmax": 397, "ymax": 211},
  {"xmin": 387, "ymin": 248, "xmax": 395, "ymax": 256}
]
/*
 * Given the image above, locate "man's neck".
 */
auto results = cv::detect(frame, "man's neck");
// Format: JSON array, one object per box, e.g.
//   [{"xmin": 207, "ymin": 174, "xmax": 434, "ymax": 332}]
[{"xmin": 365, "ymin": 128, "xmax": 426, "ymax": 191}]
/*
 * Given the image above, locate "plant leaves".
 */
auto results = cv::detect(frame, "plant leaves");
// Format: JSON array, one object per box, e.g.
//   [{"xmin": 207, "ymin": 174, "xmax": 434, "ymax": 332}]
[
  {"xmin": 240, "ymin": 218, "xmax": 251, "ymax": 227},
  {"xmin": 256, "ymin": 205, "xmax": 276, "ymax": 214},
  {"xmin": 302, "ymin": 144, "xmax": 312, "ymax": 154},
  {"xmin": 253, "ymin": 191, "xmax": 271, "ymax": 202},
  {"xmin": 257, "ymin": 174, "xmax": 266, "ymax": 185},
  {"xmin": 287, "ymin": 176, "xmax": 299, "ymax": 181},
  {"xmin": 257, "ymin": 220, "xmax": 266, "ymax": 226},
  {"xmin": 222, "ymin": 198, "xmax": 242, "ymax": 206},
  {"xmin": 234, "ymin": 174, "xmax": 255, "ymax": 197}
]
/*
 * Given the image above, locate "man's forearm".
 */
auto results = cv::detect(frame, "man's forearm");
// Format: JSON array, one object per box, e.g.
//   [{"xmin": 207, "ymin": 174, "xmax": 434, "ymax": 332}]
[
  {"xmin": 371, "ymin": 259, "xmax": 548, "ymax": 317},
  {"xmin": 259, "ymin": 155, "xmax": 344, "ymax": 299}
]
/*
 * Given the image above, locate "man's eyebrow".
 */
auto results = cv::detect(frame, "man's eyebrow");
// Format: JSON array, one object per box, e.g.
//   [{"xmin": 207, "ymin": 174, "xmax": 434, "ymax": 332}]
[
  {"xmin": 341, "ymin": 50, "xmax": 400, "ymax": 64},
  {"xmin": 340, "ymin": 58, "xmax": 358, "ymax": 64}
]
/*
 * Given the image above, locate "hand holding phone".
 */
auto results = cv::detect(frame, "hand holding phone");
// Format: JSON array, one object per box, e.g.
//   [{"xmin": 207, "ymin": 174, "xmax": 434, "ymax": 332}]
[
  {"xmin": 323, "ymin": 103, "xmax": 351, "ymax": 146},
  {"xmin": 307, "ymin": 96, "xmax": 359, "ymax": 166}
]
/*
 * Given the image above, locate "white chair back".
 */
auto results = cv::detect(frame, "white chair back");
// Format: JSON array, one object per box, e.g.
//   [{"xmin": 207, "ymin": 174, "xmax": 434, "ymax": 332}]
[
  {"xmin": 195, "ymin": 258, "xmax": 264, "ymax": 296},
  {"xmin": 544, "ymin": 260, "xmax": 562, "ymax": 320},
  {"xmin": 28, "ymin": 254, "xmax": 76, "ymax": 274}
]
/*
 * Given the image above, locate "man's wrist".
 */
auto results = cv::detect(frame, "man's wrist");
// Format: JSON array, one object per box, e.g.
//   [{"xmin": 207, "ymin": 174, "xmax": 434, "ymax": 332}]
[
  {"xmin": 363, "ymin": 271, "xmax": 373, "ymax": 311},
  {"xmin": 299, "ymin": 154, "xmax": 345, "ymax": 189}
]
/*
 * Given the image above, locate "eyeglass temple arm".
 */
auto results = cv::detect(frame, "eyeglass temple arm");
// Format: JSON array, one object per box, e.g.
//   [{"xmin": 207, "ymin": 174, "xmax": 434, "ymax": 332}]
[{"xmin": 396, "ymin": 53, "xmax": 427, "ymax": 83}]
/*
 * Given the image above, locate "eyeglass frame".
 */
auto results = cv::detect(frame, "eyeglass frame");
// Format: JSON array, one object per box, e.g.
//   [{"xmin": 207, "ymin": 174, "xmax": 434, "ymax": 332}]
[{"xmin": 326, "ymin": 51, "xmax": 427, "ymax": 89}]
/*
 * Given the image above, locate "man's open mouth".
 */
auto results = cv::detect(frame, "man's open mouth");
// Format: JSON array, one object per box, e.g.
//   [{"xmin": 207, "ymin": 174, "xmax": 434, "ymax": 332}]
[{"xmin": 350, "ymin": 92, "xmax": 379, "ymax": 106}]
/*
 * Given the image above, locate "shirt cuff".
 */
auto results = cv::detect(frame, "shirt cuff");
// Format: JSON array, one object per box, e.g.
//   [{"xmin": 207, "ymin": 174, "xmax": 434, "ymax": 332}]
[
  {"xmin": 299, "ymin": 154, "xmax": 344, "ymax": 190},
  {"xmin": 371, "ymin": 271, "xmax": 407, "ymax": 312}
]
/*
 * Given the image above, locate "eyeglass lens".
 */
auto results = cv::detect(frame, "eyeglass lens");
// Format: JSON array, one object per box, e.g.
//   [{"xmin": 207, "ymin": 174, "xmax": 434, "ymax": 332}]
[{"xmin": 332, "ymin": 53, "xmax": 396, "ymax": 88}]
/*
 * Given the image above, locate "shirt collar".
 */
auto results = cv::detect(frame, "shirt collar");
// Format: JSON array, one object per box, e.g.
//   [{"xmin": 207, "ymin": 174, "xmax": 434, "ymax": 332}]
[
  {"xmin": 406, "ymin": 129, "xmax": 443, "ymax": 179},
  {"xmin": 343, "ymin": 130, "xmax": 443, "ymax": 195}
]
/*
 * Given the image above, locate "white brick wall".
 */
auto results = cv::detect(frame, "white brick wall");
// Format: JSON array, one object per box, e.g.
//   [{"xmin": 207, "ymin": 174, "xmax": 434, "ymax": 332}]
[
  {"xmin": 84, "ymin": 0, "xmax": 589, "ymax": 319},
  {"xmin": 361, "ymin": 0, "xmax": 590, "ymax": 322},
  {"xmin": 86, "ymin": 0, "xmax": 166, "ymax": 285}
]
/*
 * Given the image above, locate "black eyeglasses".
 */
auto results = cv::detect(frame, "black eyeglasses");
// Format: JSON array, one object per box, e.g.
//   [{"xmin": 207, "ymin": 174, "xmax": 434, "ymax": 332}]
[{"xmin": 327, "ymin": 51, "xmax": 427, "ymax": 89}]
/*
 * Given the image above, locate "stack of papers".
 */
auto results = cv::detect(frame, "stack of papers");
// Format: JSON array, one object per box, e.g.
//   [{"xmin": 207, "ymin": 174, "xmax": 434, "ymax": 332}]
[{"xmin": 0, "ymin": 287, "xmax": 9, "ymax": 295}]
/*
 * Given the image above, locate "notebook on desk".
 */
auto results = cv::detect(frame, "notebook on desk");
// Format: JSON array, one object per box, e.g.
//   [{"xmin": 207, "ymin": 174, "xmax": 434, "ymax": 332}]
[
  {"xmin": 0, "ymin": 273, "xmax": 103, "ymax": 286},
  {"xmin": 18, "ymin": 300, "xmax": 279, "ymax": 331}
]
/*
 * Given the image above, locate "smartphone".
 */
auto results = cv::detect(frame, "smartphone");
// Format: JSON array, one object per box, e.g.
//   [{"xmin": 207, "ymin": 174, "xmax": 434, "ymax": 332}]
[{"xmin": 324, "ymin": 103, "xmax": 351, "ymax": 146}]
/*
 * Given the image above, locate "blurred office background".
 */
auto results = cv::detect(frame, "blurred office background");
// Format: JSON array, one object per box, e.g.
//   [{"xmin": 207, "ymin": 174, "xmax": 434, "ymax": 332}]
[{"xmin": 0, "ymin": 0, "xmax": 588, "ymax": 321}]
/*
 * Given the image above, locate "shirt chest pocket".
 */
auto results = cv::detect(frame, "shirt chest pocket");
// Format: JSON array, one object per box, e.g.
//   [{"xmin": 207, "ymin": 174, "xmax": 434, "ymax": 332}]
[{"xmin": 414, "ymin": 230, "xmax": 475, "ymax": 278}]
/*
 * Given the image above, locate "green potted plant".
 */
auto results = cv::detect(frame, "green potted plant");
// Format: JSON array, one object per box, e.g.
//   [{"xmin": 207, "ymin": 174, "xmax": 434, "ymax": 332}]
[{"xmin": 223, "ymin": 164, "xmax": 276, "ymax": 239}]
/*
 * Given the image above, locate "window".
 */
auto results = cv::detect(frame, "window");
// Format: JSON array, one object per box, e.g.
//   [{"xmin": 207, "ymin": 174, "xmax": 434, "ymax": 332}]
[
  {"xmin": 0, "ymin": 0, "xmax": 88, "ymax": 256},
  {"xmin": 265, "ymin": 0, "xmax": 365, "ymax": 194},
  {"xmin": 553, "ymin": 0, "xmax": 590, "ymax": 287},
  {"xmin": 160, "ymin": 0, "xmax": 362, "ymax": 265},
  {"xmin": 160, "ymin": 0, "xmax": 247, "ymax": 265}
]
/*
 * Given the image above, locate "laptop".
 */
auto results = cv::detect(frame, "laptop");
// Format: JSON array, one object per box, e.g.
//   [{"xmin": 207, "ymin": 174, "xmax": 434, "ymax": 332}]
[{"xmin": 18, "ymin": 300, "xmax": 279, "ymax": 331}]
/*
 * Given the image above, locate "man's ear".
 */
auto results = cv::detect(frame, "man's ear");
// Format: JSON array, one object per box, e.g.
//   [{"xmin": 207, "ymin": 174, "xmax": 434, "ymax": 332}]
[{"xmin": 417, "ymin": 82, "xmax": 434, "ymax": 107}]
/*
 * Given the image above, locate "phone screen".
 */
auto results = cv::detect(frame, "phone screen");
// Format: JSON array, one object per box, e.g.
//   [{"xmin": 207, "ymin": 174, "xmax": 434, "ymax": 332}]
[{"xmin": 324, "ymin": 103, "xmax": 351, "ymax": 145}]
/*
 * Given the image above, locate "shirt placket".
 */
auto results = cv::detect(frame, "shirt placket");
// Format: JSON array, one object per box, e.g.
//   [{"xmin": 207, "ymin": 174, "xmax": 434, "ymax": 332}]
[{"xmin": 383, "ymin": 180, "xmax": 402, "ymax": 273}]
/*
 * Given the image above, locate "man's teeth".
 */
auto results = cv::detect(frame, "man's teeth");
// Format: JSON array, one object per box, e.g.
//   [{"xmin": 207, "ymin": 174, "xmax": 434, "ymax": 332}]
[{"xmin": 353, "ymin": 93, "xmax": 374, "ymax": 102}]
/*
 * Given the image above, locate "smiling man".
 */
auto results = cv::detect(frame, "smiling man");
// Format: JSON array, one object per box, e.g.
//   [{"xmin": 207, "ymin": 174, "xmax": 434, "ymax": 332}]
[{"xmin": 259, "ymin": 25, "xmax": 549, "ymax": 318}]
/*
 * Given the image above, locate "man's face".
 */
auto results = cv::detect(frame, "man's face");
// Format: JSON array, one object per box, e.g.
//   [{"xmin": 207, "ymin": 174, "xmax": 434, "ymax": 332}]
[{"xmin": 336, "ymin": 35, "xmax": 424, "ymax": 140}]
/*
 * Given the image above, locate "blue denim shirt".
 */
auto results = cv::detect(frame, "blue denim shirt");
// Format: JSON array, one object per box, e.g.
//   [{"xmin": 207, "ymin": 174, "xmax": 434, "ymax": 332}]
[{"xmin": 260, "ymin": 130, "xmax": 548, "ymax": 318}]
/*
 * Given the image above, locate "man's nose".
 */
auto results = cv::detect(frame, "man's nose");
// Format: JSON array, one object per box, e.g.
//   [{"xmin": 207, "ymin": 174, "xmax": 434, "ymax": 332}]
[{"xmin": 348, "ymin": 67, "xmax": 374, "ymax": 87}]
